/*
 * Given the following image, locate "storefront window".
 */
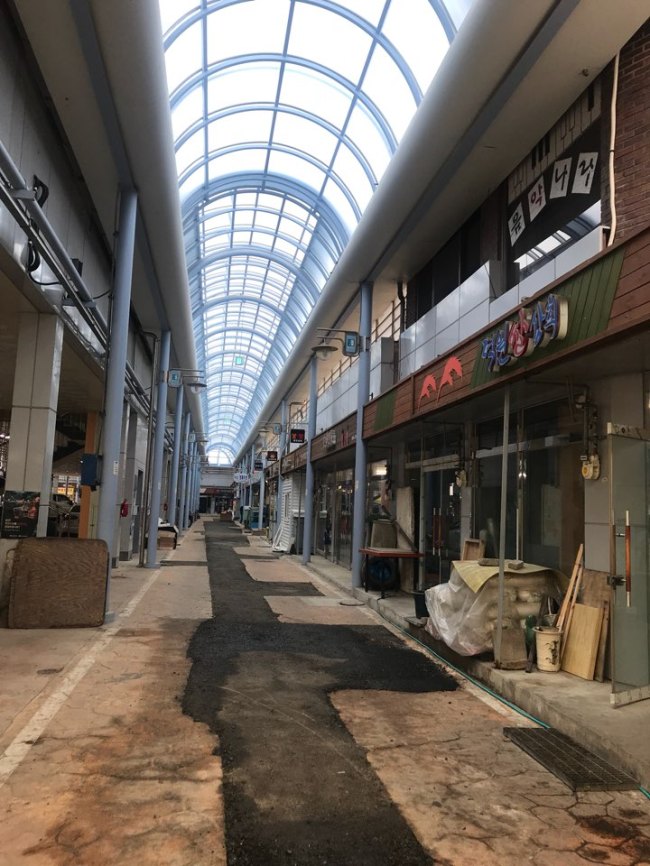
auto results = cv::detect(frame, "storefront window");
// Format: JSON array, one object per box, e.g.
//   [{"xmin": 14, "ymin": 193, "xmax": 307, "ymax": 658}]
[
  {"xmin": 334, "ymin": 469, "xmax": 354, "ymax": 567},
  {"xmin": 474, "ymin": 403, "xmax": 584, "ymax": 576}
]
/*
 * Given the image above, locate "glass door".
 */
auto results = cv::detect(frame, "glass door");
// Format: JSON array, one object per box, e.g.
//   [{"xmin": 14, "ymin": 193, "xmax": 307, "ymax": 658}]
[
  {"xmin": 608, "ymin": 424, "xmax": 650, "ymax": 707},
  {"xmin": 426, "ymin": 467, "xmax": 461, "ymax": 584}
]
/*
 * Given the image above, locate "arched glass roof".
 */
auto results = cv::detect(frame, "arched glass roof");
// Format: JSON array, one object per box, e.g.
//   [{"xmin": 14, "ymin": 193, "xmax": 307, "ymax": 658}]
[{"xmin": 160, "ymin": 0, "xmax": 469, "ymax": 464}]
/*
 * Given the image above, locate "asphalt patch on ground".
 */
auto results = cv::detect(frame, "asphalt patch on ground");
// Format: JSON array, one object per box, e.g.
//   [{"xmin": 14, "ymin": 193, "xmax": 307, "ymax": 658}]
[{"xmin": 184, "ymin": 522, "xmax": 457, "ymax": 865}]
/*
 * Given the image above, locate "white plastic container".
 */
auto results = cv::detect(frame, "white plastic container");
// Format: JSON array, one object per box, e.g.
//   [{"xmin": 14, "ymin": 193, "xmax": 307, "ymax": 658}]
[{"xmin": 534, "ymin": 626, "xmax": 561, "ymax": 672}]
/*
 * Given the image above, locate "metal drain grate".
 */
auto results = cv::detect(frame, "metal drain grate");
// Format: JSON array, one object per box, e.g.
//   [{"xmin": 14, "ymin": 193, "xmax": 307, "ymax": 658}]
[
  {"xmin": 503, "ymin": 727, "xmax": 638, "ymax": 791},
  {"xmin": 160, "ymin": 560, "xmax": 208, "ymax": 567}
]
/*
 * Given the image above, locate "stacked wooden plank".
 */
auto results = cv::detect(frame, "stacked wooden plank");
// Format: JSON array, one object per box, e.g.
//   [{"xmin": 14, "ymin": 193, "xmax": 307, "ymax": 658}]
[{"xmin": 557, "ymin": 545, "xmax": 610, "ymax": 681}]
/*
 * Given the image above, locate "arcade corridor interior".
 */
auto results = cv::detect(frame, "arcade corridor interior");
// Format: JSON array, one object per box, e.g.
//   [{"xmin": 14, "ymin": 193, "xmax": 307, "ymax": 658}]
[{"xmin": 1, "ymin": 2, "xmax": 650, "ymax": 864}]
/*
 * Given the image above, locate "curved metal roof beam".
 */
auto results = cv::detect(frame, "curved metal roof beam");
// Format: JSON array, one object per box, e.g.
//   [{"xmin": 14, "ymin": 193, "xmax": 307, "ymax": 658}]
[
  {"xmin": 189, "ymin": 247, "xmax": 322, "ymax": 301},
  {"xmin": 201, "ymin": 287, "xmax": 309, "ymax": 327},
  {"xmin": 178, "ymin": 141, "xmax": 364, "ymax": 223},
  {"xmin": 181, "ymin": 172, "xmax": 350, "ymax": 251},
  {"xmin": 175, "ymin": 103, "xmax": 379, "ymax": 189},
  {"xmin": 170, "ymin": 55, "xmax": 397, "ymax": 152}
]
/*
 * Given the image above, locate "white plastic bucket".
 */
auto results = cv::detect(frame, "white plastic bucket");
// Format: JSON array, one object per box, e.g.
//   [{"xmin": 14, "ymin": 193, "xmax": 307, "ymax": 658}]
[{"xmin": 534, "ymin": 626, "xmax": 561, "ymax": 672}]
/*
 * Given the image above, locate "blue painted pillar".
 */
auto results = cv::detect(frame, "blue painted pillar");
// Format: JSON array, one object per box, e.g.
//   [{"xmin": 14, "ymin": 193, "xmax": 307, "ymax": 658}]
[
  {"xmin": 97, "ymin": 188, "xmax": 137, "ymax": 592},
  {"xmin": 301, "ymin": 353, "xmax": 318, "ymax": 564},
  {"xmin": 146, "ymin": 330, "xmax": 171, "ymax": 567},
  {"xmin": 351, "ymin": 280, "xmax": 373, "ymax": 588},
  {"xmin": 167, "ymin": 386, "xmax": 184, "ymax": 526},
  {"xmin": 178, "ymin": 412, "xmax": 191, "ymax": 530}
]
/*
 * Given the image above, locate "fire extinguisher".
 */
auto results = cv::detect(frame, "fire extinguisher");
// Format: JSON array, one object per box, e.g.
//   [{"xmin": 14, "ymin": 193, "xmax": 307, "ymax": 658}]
[{"xmin": 120, "ymin": 499, "xmax": 129, "ymax": 518}]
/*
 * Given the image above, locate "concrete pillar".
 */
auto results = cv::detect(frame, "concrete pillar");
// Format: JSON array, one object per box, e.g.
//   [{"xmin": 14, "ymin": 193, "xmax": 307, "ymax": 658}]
[
  {"xmin": 301, "ymin": 354, "xmax": 318, "ymax": 564},
  {"xmin": 146, "ymin": 330, "xmax": 170, "ymax": 567},
  {"xmin": 97, "ymin": 187, "xmax": 137, "ymax": 579},
  {"xmin": 351, "ymin": 280, "xmax": 373, "ymax": 587},
  {"xmin": 4, "ymin": 313, "xmax": 63, "ymax": 537},
  {"xmin": 167, "ymin": 387, "xmax": 184, "ymax": 526}
]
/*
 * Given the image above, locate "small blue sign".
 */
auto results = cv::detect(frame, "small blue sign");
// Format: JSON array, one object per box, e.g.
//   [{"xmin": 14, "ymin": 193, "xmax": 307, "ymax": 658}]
[{"xmin": 343, "ymin": 332, "xmax": 359, "ymax": 357}]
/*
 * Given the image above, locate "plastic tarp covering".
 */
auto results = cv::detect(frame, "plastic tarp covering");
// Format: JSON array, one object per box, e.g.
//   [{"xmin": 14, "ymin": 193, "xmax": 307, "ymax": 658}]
[
  {"xmin": 424, "ymin": 564, "xmax": 560, "ymax": 656},
  {"xmin": 424, "ymin": 569, "xmax": 497, "ymax": 655}
]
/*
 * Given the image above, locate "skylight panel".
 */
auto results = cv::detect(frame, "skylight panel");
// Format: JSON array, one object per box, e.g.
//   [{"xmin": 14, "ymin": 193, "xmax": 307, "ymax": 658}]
[
  {"xmin": 207, "ymin": 149, "xmax": 267, "ymax": 178},
  {"xmin": 207, "ymin": 63, "xmax": 281, "ymax": 113},
  {"xmin": 267, "ymin": 151, "xmax": 327, "ymax": 197},
  {"xmin": 159, "ymin": 0, "xmax": 198, "ymax": 38},
  {"xmin": 162, "ymin": 0, "xmax": 457, "ymax": 458},
  {"xmin": 363, "ymin": 45, "xmax": 418, "ymax": 139},
  {"xmin": 279, "ymin": 66, "xmax": 353, "ymax": 131},
  {"xmin": 171, "ymin": 87, "xmax": 204, "ymax": 140},
  {"xmin": 176, "ymin": 131, "xmax": 205, "ymax": 177},
  {"xmin": 165, "ymin": 22, "xmax": 202, "ymax": 95},
  {"xmin": 272, "ymin": 113, "xmax": 339, "ymax": 168},
  {"xmin": 208, "ymin": 111, "xmax": 274, "ymax": 152},
  {"xmin": 288, "ymin": 3, "xmax": 372, "ymax": 84},
  {"xmin": 384, "ymin": 0, "xmax": 449, "ymax": 91},
  {"xmin": 346, "ymin": 103, "xmax": 392, "ymax": 178},
  {"xmin": 331, "ymin": 143, "xmax": 375, "ymax": 213},
  {"xmin": 205, "ymin": 0, "xmax": 288, "ymax": 62}
]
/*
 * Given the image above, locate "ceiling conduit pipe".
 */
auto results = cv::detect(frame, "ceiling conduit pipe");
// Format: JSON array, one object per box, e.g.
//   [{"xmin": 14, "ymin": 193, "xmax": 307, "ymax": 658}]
[
  {"xmin": 0, "ymin": 137, "xmax": 107, "ymax": 328},
  {"xmin": 0, "ymin": 141, "xmax": 173, "ymax": 478}
]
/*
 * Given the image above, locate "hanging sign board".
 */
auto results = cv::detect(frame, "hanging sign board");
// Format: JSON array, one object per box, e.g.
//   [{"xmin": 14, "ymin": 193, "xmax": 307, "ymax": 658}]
[
  {"xmin": 266, "ymin": 450, "xmax": 278, "ymax": 461},
  {"xmin": 290, "ymin": 428, "xmax": 305, "ymax": 444},
  {"xmin": 168, "ymin": 370, "xmax": 182, "ymax": 388},
  {"xmin": 233, "ymin": 472, "xmax": 249, "ymax": 484},
  {"xmin": 480, "ymin": 294, "xmax": 568, "ymax": 373},
  {"xmin": 0, "ymin": 491, "xmax": 40, "ymax": 538},
  {"xmin": 343, "ymin": 331, "xmax": 360, "ymax": 357}
]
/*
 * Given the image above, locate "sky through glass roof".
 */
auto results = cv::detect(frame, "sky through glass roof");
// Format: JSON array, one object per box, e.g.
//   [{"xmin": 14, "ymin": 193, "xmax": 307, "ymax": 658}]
[{"xmin": 160, "ymin": 0, "xmax": 468, "ymax": 464}]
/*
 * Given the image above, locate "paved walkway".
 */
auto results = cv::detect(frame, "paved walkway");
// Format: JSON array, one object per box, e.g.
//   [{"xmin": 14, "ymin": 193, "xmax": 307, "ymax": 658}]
[{"xmin": 0, "ymin": 516, "xmax": 648, "ymax": 865}]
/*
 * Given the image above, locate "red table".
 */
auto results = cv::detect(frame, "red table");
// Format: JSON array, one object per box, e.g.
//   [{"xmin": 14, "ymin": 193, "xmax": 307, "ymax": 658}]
[{"xmin": 359, "ymin": 547, "xmax": 424, "ymax": 598}]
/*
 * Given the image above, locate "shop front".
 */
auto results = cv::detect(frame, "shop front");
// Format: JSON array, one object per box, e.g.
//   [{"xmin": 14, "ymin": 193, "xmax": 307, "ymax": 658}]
[
  {"xmin": 310, "ymin": 415, "xmax": 356, "ymax": 568},
  {"xmin": 364, "ymin": 226, "xmax": 650, "ymax": 705}
]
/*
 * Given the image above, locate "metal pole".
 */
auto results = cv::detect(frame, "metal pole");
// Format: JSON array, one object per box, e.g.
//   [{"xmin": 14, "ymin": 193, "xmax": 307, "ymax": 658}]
[
  {"xmin": 351, "ymin": 280, "xmax": 373, "ymax": 587},
  {"xmin": 192, "ymin": 452, "xmax": 199, "ymax": 517},
  {"xmin": 258, "ymin": 452, "xmax": 266, "ymax": 531},
  {"xmin": 302, "ymin": 354, "xmax": 318, "ymax": 563},
  {"xmin": 183, "ymin": 440, "xmax": 195, "ymax": 528},
  {"xmin": 167, "ymin": 386, "xmax": 184, "ymax": 526},
  {"xmin": 96, "ymin": 187, "xmax": 137, "ymax": 607},
  {"xmin": 138, "ymin": 335, "xmax": 158, "ymax": 566},
  {"xmin": 178, "ymin": 413, "xmax": 191, "ymax": 531},
  {"xmin": 146, "ymin": 330, "xmax": 171, "ymax": 567},
  {"xmin": 418, "ymin": 431, "xmax": 426, "ymax": 591},
  {"xmin": 494, "ymin": 385, "xmax": 511, "ymax": 667},
  {"xmin": 276, "ymin": 399, "xmax": 287, "ymax": 538}
]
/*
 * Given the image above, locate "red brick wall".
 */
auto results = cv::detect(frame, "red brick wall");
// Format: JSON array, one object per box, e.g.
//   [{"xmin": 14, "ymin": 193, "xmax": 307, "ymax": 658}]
[{"xmin": 609, "ymin": 20, "xmax": 650, "ymax": 241}]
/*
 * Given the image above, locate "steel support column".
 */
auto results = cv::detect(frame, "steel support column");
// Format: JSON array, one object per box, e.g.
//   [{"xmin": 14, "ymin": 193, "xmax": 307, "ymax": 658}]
[
  {"xmin": 97, "ymin": 188, "xmax": 137, "ymax": 597},
  {"xmin": 178, "ymin": 412, "xmax": 191, "ymax": 531},
  {"xmin": 146, "ymin": 330, "xmax": 170, "ymax": 567},
  {"xmin": 167, "ymin": 386, "xmax": 184, "ymax": 527},
  {"xmin": 351, "ymin": 280, "xmax": 373, "ymax": 588},
  {"xmin": 301, "ymin": 354, "xmax": 318, "ymax": 564}
]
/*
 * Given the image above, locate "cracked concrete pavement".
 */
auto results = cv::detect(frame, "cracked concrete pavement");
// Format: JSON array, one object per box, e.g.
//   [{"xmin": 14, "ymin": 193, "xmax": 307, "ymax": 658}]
[{"xmin": 0, "ymin": 516, "xmax": 648, "ymax": 865}]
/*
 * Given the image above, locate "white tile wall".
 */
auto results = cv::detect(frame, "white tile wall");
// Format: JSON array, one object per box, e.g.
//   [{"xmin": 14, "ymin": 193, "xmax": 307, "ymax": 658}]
[
  {"xmin": 436, "ymin": 322, "xmax": 460, "ymax": 356},
  {"xmin": 436, "ymin": 288, "xmax": 460, "ymax": 333},
  {"xmin": 459, "ymin": 298, "xmax": 490, "ymax": 342},
  {"xmin": 488, "ymin": 286, "xmax": 519, "ymax": 322}
]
